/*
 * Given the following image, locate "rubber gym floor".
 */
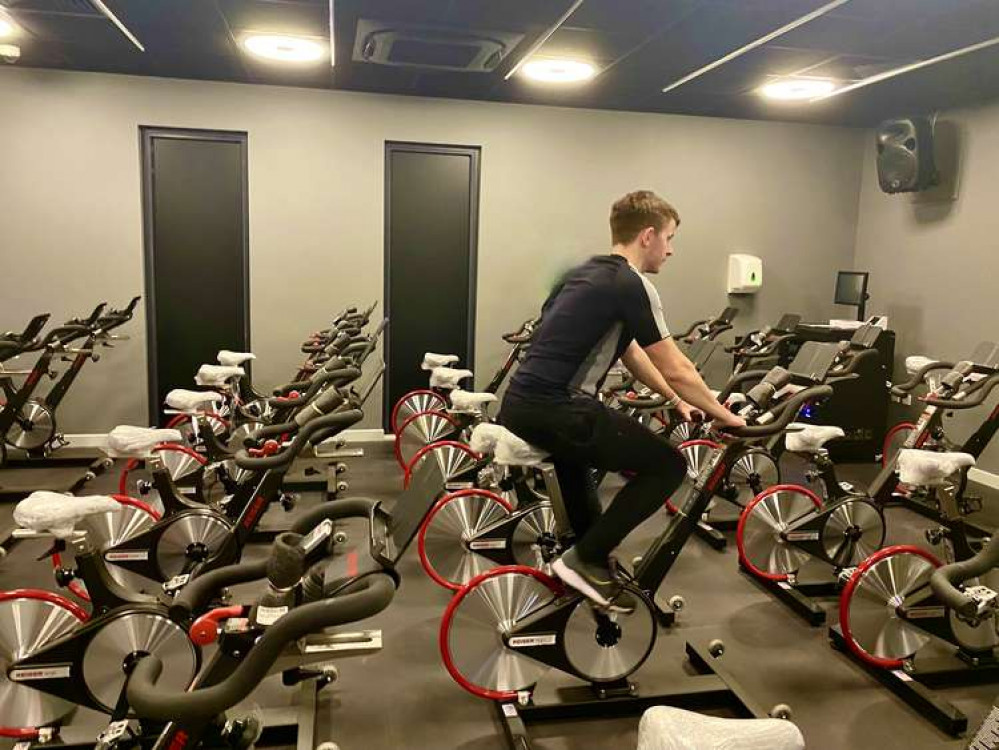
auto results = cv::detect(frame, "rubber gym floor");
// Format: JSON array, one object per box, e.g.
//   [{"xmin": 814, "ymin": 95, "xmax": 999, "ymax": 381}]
[{"xmin": 0, "ymin": 442, "xmax": 993, "ymax": 750}]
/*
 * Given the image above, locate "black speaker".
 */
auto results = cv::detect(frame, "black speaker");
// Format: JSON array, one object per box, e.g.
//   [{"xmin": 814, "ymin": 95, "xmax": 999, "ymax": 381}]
[{"xmin": 876, "ymin": 117, "xmax": 938, "ymax": 193}]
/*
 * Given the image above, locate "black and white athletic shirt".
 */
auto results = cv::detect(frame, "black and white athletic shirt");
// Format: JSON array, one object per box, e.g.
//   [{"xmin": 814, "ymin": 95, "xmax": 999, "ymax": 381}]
[{"xmin": 506, "ymin": 254, "xmax": 670, "ymax": 403}]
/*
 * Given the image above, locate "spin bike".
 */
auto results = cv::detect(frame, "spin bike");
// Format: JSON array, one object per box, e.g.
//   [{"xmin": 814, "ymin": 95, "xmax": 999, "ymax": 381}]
[
  {"xmin": 438, "ymin": 364, "xmax": 829, "ymax": 748},
  {"xmin": 0, "ymin": 487, "xmax": 368, "ymax": 743},
  {"xmin": 2, "ymin": 434, "xmax": 460, "ymax": 749},
  {"xmin": 389, "ymin": 315, "xmax": 538, "ymax": 444},
  {"xmin": 831, "ymin": 344, "xmax": 999, "ymax": 736},
  {"xmin": 71, "ymin": 388, "xmax": 362, "ymax": 592},
  {"xmin": 931, "ymin": 532, "xmax": 999, "ymax": 746},
  {"xmin": 0, "ymin": 298, "xmax": 139, "ymax": 464}
]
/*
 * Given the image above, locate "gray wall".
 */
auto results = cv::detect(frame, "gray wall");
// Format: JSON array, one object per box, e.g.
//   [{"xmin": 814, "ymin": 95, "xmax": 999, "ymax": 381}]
[
  {"xmin": 0, "ymin": 67, "xmax": 865, "ymax": 433},
  {"xmin": 853, "ymin": 100, "xmax": 999, "ymax": 472}
]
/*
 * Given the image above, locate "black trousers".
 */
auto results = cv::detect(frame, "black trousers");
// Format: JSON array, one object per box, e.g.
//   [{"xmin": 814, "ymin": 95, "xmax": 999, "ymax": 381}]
[{"xmin": 500, "ymin": 395, "xmax": 687, "ymax": 565}]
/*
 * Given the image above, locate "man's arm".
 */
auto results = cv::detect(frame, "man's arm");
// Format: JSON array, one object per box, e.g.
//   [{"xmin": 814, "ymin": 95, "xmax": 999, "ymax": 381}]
[
  {"xmin": 640, "ymin": 338, "xmax": 743, "ymax": 426},
  {"xmin": 620, "ymin": 342, "xmax": 679, "ymax": 402}
]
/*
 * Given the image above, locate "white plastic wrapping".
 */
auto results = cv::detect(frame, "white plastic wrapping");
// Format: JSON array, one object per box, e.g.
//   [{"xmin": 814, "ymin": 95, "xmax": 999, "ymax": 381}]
[
  {"xmin": 14, "ymin": 492, "xmax": 121, "ymax": 539},
  {"xmin": 106, "ymin": 425, "xmax": 183, "ymax": 458},
  {"xmin": 429, "ymin": 367, "xmax": 473, "ymax": 390},
  {"xmin": 218, "ymin": 350, "xmax": 256, "ymax": 367},
  {"xmin": 905, "ymin": 355, "xmax": 934, "ymax": 376},
  {"xmin": 897, "ymin": 449, "xmax": 975, "ymax": 487},
  {"xmin": 165, "ymin": 389, "xmax": 223, "ymax": 411},
  {"xmin": 637, "ymin": 706, "xmax": 805, "ymax": 750},
  {"xmin": 469, "ymin": 423, "xmax": 504, "ymax": 455},
  {"xmin": 195, "ymin": 364, "xmax": 245, "ymax": 387},
  {"xmin": 785, "ymin": 423, "xmax": 845, "ymax": 453},
  {"xmin": 421, "ymin": 352, "xmax": 460, "ymax": 371},
  {"xmin": 449, "ymin": 389, "xmax": 498, "ymax": 413},
  {"xmin": 494, "ymin": 428, "xmax": 549, "ymax": 466}
]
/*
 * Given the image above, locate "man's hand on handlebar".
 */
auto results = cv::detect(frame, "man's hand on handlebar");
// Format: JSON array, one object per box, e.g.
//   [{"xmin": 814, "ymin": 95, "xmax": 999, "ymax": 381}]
[
  {"xmin": 676, "ymin": 401, "xmax": 704, "ymax": 423},
  {"xmin": 713, "ymin": 409, "xmax": 747, "ymax": 430}
]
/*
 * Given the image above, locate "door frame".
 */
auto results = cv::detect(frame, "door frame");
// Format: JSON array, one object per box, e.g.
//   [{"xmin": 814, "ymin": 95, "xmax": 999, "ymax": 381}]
[
  {"xmin": 382, "ymin": 141, "xmax": 481, "ymax": 425},
  {"xmin": 139, "ymin": 126, "xmax": 250, "ymax": 423}
]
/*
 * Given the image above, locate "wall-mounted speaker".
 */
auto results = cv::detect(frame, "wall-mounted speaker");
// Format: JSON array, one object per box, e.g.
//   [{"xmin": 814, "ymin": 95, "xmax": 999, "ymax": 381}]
[{"xmin": 876, "ymin": 117, "xmax": 939, "ymax": 193}]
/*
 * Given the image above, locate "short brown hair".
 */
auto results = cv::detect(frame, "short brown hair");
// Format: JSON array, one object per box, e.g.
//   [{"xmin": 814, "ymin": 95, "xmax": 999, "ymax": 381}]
[{"xmin": 609, "ymin": 191, "xmax": 680, "ymax": 245}]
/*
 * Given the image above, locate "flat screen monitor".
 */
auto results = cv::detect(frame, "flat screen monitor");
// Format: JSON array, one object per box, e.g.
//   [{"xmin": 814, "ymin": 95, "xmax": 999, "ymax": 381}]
[{"xmin": 835, "ymin": 272, "xmax": 869, "ymax": 306}]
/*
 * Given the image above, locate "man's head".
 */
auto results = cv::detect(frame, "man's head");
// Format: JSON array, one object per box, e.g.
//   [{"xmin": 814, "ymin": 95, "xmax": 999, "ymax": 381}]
[{"xmin": 609, "ymin": 190, "xmax": 680, "ymax": 274}]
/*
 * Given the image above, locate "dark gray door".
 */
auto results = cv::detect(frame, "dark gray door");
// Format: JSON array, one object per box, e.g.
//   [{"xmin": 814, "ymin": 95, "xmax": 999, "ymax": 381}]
[
  {"xmin": 384, "ymin": 143, "xmax": 480, "ymax": 430},
  {"xmin": 141, "ymin": 128, "xmax": 249, "ymax": 424}
]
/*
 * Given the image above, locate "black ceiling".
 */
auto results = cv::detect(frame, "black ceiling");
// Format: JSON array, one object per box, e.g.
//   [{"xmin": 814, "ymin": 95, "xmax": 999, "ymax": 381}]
[{"xmin": 3, "ymin": 0, "xmax": 999, "ymax": 126}]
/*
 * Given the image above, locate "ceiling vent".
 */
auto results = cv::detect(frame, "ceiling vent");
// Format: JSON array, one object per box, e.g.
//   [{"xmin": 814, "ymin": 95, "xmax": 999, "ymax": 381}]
[{"xmin": 353, "ymin": 19, "xmax": 522, "ymax": 72}]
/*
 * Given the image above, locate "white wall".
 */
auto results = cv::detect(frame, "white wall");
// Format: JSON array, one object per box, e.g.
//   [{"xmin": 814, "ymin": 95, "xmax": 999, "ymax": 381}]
[{"xmin": 0, "ymin": 67, "xmax": 866, "ymax": 432}]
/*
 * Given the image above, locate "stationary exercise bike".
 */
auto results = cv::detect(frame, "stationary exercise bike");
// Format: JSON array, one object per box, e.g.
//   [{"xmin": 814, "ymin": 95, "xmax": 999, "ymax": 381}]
[
  {"xmin": 0, "ymin": 486, "xmax": 363, "ymax": 743},
  {"xmin": 0, "ymin": 298, "xmax": 139, "ymax": 464},
  {"xmin": 836, "ymin": 351, "xmax": 999, "ymax": 665},
  {"xmin": 73, "ymin": 390, "xmax": 361, "ymax": 594},
  {"xmin": 6, "ymin": 440, "xmax": 461, "ymax": 750},
  {"xmin": 438, "ymin": 353, "xmax": 834, "ymax": 704},
  {"xmin": 390, "ymin": 315, "xmax": 537, "ymax": 435},
  {"xmin": 931, "ymin": 532, "xmax": 999, "ymax": 747}
]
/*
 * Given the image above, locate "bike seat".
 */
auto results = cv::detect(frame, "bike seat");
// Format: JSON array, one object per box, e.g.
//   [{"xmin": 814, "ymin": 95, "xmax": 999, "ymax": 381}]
[
  {"xmin": 217, "ymin": 350, "xmax": 256, "ymax": 367},
  {"xmin": 106, "ymin": 425, "xmax": 184, "ymax": 458},
  {"xmin": 494, "ymin": 427, "xmax": 549, "ymax": 467},
  {"xmin": 14, "ymin": 492, "xmax": 122, "ymax": 539},
  {"xmin": 898, "ymin": 449, "xmax": 975, "ymax": 487},
  {"xmin": 195, "ymin": 364, "xmax": 245, "ymax": 387},
  {"xmin": 469, "ymin": 423, "xmax": 505, "ymax": 455},
  {"xmin": 637, "ymin": 706, "xmax": 804, "ymax": 750},
  {"xmin": 785, "ymin": 423, "xmax": 845, "ymax": 454},
  {"xmin": 430, "ymin": 366, "xmax": 473, "ymax": 391},
  {"xmin": 449, "ymin": 388, "xmax": 497, "ymax": 413},
  {"xmin": 422, "ymin": 352, "xmax": 460, "ymax": 371},
  {"xmin": 165, "ymin": 389, "xmax": 223, "ymax": 412}
]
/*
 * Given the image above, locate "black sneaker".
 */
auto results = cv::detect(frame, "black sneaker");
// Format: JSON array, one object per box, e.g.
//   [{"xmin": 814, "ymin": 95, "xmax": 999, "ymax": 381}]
[{"xmin": 551, "ymin": 548, "xmax": 637, "ymax": 614}]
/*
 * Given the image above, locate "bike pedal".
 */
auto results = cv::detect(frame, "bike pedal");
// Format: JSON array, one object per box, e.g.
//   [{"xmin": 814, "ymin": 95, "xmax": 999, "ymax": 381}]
[
  {"xmin": 925, "ymin": 527, "xmax": 948, "ymax": 546},
  {"xmin": 836, "ymin": 567, "xmax": 857, "ymax": 587},
  {"xmin": 960, "ymin": 496, "xmax": 984, "ymax": 515},
  {"xmin": 96, "ymin": 720, "xmax": 130, "ymax": 750},
  {"xmin": 162, "ymin": 574, "xmax": 191, "ymax": 594}
]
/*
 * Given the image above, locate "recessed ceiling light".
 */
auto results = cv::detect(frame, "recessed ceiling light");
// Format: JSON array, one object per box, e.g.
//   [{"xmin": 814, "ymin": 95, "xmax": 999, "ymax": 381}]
[
  {"xmin": 243, "ymin": 34, "xmax": 324, "ymax": 63},
  {"xmin": 760, "ymin": 77, "xmax": 837, "ymax": 101},
  {"xmin": 0, "ymin": 17, "xmax": 17, "ymax": 39},
  {"xmin": 521, "ymin": 58, "xmax": 595, "ymax": 83}
]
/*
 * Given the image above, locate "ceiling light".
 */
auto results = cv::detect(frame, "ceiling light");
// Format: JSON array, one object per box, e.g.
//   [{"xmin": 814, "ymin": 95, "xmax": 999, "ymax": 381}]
[
  {"xmin": 243, "ymin": 34, "xmax": 324, "ymax": 63},
  {"xmin": 0, "ymin": 17, "xmax": 17, "ymax": 39},
  {"xmin": 521, "ymin": 58, "xmax": 595, "ymax": 83},
  {"xmin": 760, "ymin": 77, "xmax": 837, "ymax": 101}
]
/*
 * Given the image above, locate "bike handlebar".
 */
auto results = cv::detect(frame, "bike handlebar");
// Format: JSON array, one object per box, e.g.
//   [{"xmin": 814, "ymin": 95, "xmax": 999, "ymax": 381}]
[
  {"xmin": 930, "ymin": 534, "xmax": 999, "ymax": 620},
  {"xmin": 890, "ymin": 360, "xmax": 956, "ymax": 397},
  {"xmin": 726, "ymin": 332, "xmax": 797, "ymax": 358},
  {"xmin": 721, "ymin": 384, "xmax": 833, "ymax": 439},
  {"xmin": 618, "ymin": 391, "xmax": 668, "ymax": 410},
  {"xmin": 234, "ymin": 408, "xmax": 362, "ymax": 470},
  {"xmin": 129, "ymin": 574, "xmax": 396, "ymax": 721},
  {"xmin": 925, "ymin": 373, "xmax": 999, "ymax": 409},
  {"xmin": 170, "ymin": 499, "xmax": 380, "ymax": 623}
]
